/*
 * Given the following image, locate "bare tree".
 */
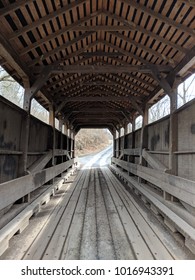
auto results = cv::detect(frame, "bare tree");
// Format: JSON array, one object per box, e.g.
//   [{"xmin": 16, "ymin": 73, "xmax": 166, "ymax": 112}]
[
  {"xmin": 0, "ymin": 67, "xmax": 49, "ymax": 123},
  {"xmin": 75, "ymin": 129, "xmax": 111, "ymax": 155},
  {"xmin": 149, "ymin": 95, "xmax": 170, "ymax": 123},
  {"xmin": 178, "ymin": 74, "xmax": 195, "ymax": 106},
  {"xmin": 31, "ymin": 99, "xmax": 49, "ymax": 124},
  {"xmin": 135, "ymin": 115, "xmax": 143, "ymax": 129},
  {"xmin": 0, "ymin": 67, "xmax": 23, "ymax": 107}
]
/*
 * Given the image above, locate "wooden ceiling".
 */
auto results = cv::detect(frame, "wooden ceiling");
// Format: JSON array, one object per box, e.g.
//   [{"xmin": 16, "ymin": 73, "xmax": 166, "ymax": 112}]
[{"xmin": 0, "ymin": 0, "xmax": 194, "ymax": 133}]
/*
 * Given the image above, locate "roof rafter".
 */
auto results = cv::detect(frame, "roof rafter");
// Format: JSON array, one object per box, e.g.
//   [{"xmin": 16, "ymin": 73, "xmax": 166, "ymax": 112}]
[
  {"xmin": 19, "ymin": 10, "xmax": 102, "ymax": 55},
  {"xmin": 100, "ymin": 40, "xmax": 169, "ymax": 69},
  {"xmin": 98, "ymin": 73, "xmax": 152, "ymax": 95},
  {"xmin": 109, "ymin": 31, "xmax": 175, "ymax": 65},
  {"xmin": 102, "ymin": 9, "xmax": 188, "ymax": 54},
  {"xmin": 8, "ymin": 0, "xmax": 88, "ymax": 40},
  {"xmin": 28, "ymin": 31, "xmax": 95, "ymax": 65},
  {"xmin": 0, "ymin": 0, "xmax": 35, "ymax": 16},
  {"xmin": 122, "ymin": 0, "xmax": 194, "ymax": 37}
]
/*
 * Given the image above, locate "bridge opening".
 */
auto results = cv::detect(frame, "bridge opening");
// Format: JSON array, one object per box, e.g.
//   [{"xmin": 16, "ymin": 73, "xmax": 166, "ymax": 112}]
[
  {"xmin": 0, "ymin": 0, "xmax": 195, "ymax": 261},
  {"xmin": 75, "ymin": 128, "xmax": 113, "ymax": 157}
]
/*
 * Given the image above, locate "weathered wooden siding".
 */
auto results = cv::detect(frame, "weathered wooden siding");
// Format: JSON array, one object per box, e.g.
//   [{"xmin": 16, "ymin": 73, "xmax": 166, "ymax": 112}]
[
  {"xmin": 0, "ymin": 97, "xmax": 24, "ymax": 183},
  {"xmin": 147, "ymin": 116, "xmax": 169, "ymax": 169},
  {"xmin": 121, "ymin": 99, "xmax": 195, "ymax": 180},
  {"xmin": 0, "ymin": 96, "xmax": 70, "ymax": 184},
  {"xmin": 177, "ymin": 100, "xmax": 195, "ymax": 180},
  {"xmin": 134, "ymin": 129, "xmax": 141, "ymax": 148}
]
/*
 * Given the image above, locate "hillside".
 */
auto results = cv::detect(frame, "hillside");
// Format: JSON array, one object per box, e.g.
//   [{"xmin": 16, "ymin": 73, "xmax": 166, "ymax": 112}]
[{"xmin": 75, "ymin": 129, "xmax": 112, "ymax": 156}]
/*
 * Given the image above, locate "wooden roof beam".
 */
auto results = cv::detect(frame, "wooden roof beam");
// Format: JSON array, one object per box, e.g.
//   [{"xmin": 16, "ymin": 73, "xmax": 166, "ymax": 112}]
[
  {"xmin": 122, "ymin": 0, "xmax": 194, "ymax": 37},
  {"xmin": 44, "ymin": 57, "xmax": 97, "ymax": 89},
  {"xmin": 67, "ymin": 111, "xmax": 127, "ymax": 123},
  {"xmin": 49, "ymin": 74, "xmax": 94, "ymax": 94},
  {"xmin": 44, "ymin": 59, "xmax": 155, "ymax": 92},
  {"xmin": 51, "ymin": 70, "xmax": 152, "ymax": 99},
  {"xmin": 145, "ymin": 46, "xmax": 195, "ymax": 102},
  {"xmin": 52, "ymin": 76, "xmax": 97, "ymax": 97},
  {"xmin": 88, "ymin": 77, "xmax": 144, "ymax": 115},
  {"xmin": 8, "ymin": 0, "xmax": 88, "ymax": 40},
  {"xmin": 67, "ymin": 26, "xmax": 136, "ymax": 31},
  {"xmin": 0, "ymin": 33, "xmax": 28, "ymax": 79},
  {"xmin": 32, "ymin": 41, "xmax": 99, "ymax": 73},
  {"xmin": 167, "ymin": 46, "xmax": 195, "ymax": 81},
  {"xmin": 29, "ymin": 31, "xmax": 95, "ymax": 66},
  {"xmin": 81, "ymin": 51, "xmax": 124, "ymax": 57},
  {"xmin": 0, "ymin": 0, "xmax": 34, "ymax": 16},
  {"xmin": 49, "ymin": 64, "xmax": 172, "ymax": 74},
  {"xmin": 58, "ymin": 96, "xmax": 138, "ymax": 102},
  {"xmin": 100, "ymin": 40, "xmax": 153, "ymax": 66},
  {"xmin": 150, "ymin": 69, "xmax": 173, "ymax": 97},
  {"xmin": 74, "ymin": 122, "xmax": 118, "ymax": 132},
  {"xmin": 23, "ymin": 67, "xmax": 51, "ymax": 111},
  {"xmin": 177, "ymin": 0, "xmax": 195, "ymax": 7},
  {"xmin": 100, "ymin": 40, "xmax": 175, "ymax": 74},
  {"xmin": 81, "ymin": 80, "xmax": 151, "ymax": 94},
  {"xmin": 54, "ymin": 79, "xmax": 142, "ymax": 99},
  {"xmin": 145, "ymin": 47, "xmax": 195, "ymax": 103},
  {"xmin": 63, "ymin": 109, "xmax": 129, "ymax": 114},
  {"xmin": 98, "ymin": 73, "xmax": 151, "ymax": 96},
  {"xmin": 71, "ymin": 117, "xmax": 121, "ymax": 126},
  {"xmin": 19, "ymin": 10, "xmax": 102, "ymax": 55},
  {"xmin": 109, "ymin": 31, "xmax": 175, "ymax": 65},
  {"xmin": 30, "ymin": 40, "xmax": 99, "ymax": 67},
  {"xmin": 102, "ymin": 9, "xmax": 188, "ymax": 54},
  {"xmin": 99, "ymin": 65, "xmax": 155, "ymax": 88}
]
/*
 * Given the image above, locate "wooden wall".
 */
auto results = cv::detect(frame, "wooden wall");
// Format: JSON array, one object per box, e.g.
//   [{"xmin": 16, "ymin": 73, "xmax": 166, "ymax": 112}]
[
  {"xmin": 0, "ymin": 96, "xmax": 71, "ymax": 184},
  {"xmin": 119, "ymin": 99, "xmax": 195, "ymax": 181},
  {"xmin": 177, "ymin": 100, "xmax": 195, "ymax": 180}
]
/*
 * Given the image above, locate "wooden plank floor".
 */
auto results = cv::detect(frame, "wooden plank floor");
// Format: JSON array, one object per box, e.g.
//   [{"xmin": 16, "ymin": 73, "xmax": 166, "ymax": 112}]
[{"xmin": 0, "ymin": 165, "xmax": 193, "ymax": 260}]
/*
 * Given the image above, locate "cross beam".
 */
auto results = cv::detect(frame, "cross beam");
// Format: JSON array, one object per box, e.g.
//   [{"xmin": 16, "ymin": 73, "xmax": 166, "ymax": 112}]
[
  {"xmin": 47, "ymin": 64, "xmax": 172, "ymax": 74},
  {"xmin": 81, "ymin": 51, "xmax": 124, "ymax": 57},
  {"xmin": 58, "ymin": 96, "xmax": 139, "ymax": 102}
]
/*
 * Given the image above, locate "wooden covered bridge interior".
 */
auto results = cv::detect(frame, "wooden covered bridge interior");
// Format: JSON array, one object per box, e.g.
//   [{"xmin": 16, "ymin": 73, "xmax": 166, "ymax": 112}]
[{"xmin": 0, "ymin": 0, "xmax": 195, "ymax": 260}]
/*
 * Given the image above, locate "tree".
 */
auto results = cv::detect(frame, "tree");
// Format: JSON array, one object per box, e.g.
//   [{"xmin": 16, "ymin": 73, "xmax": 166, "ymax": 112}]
[
  {"xmin": 178, "ymin": 74, "xmax": 195, "ymax": 107},
  {"xmin": 75, "ymin": 128, "xmax": 111, "ymax": 156},
  {"xmin": 0, "ymin": 67, "xmax": 23, "ymax": 107},
  {"xmin": 31, "ymin": 99, "xmax": 49, "ymax": 124},
  {"xmin": 0, "ymin": 67, "xmax": 49, "ymax": 124},
  {"xmin": 149, "ymin": 95, "xmax": 170, "ymax": 123}
]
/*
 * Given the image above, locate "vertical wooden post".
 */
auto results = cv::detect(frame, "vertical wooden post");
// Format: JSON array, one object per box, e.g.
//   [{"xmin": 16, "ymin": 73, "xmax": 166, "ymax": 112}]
[
  {"xmin": 20, "ymin": 86, "xmax": 31, "ymax": 175},
  {"xmin": 139, "ymin": 106, "xmax": 149, "ymax": 163},
  {"xmin": 18, "ymin": 81, "xmax": 32, "ymax": 203},
  {"xmin": 169, "ymin": 87, "xmax": 178, "ymax": 175},
  {"xmin": 138, "ymin": 107, "xmax": 149, "ymax": 183},
  {"xmin": 70, "ymin": 130, "xmax": 75, "ymax": 159},
  {"xmin": 113, "ymin": 129, "xmax": 117, "ymax": 158},
  {"xmin": 127, "ymin": 118, "xmax": 136, "ymax": 176},
  {"xmin": 118, "ymin": 128, "xmax": 121, "ymax": 158},
  {"xmin": 132, "ymin": 117, "xmax": 136, "ymax": 150},
  {"xmin": 59, "ymin": 116, "xmax": 64, "ymax": 163},
  {"xmin": 63, "ymin": 122, "xmax": 68, "ymax": 161},
  {"xmin": 67, "ymin": 127, "xmax": 70, "ymax": 159},
  {"xmin": 49, "ymin": 104, "xmax": 55, "ymax": 166},
  {"xmin": 124, "ymin": 122, "xmax": 128, "ymax": 161}
]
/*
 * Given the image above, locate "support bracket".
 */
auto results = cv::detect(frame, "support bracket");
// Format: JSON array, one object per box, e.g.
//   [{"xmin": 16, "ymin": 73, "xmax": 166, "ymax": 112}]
[
  {"xmin": 23, "ymin": 67, "xmax": 51, "ymax": 111},
  {"xmin": 150, "ymin": 67, "xmax": 174, "ymax": 97}
]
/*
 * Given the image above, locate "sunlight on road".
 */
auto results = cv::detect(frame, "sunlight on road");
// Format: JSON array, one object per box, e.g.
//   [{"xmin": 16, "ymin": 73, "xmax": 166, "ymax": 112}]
[{"xmin": 79, "ymin": 146, "xmax": 113, "ymax": 170}]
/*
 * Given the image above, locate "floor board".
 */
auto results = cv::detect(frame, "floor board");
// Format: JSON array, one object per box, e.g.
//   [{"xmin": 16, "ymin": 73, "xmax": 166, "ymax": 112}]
[{"xmin": 0, "ymin": 166, "xmax": 193, "ymax": 260}]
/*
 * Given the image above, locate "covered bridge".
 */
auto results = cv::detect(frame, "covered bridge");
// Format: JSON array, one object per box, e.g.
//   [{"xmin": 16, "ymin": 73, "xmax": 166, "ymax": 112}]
[{"xmin": 0, "ymin": 0, "xmax": 195, "ymax": 259}]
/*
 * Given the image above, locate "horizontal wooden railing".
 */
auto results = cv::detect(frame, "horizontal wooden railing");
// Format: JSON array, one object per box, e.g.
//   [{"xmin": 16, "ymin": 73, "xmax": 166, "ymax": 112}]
[
  {"xmin": 0, "ymin": 158, "xmax": 76, "ymax": 212},
  {"xmin": 112, "ymin": 157, "xmax": 195, "ymax": 208}
]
